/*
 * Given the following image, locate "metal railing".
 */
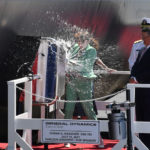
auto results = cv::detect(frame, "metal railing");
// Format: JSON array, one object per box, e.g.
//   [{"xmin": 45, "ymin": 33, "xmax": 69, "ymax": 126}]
[
  {"xmin": 7, "ymin": 74, "xmax": 112, "ymax": 150},
  {"xmin": 6, "ymin": 71, "xmax": 133, "ymax": 150},
  {"xmin": 7, "ymin": 75, "xmax": 40, "ymax": 150},
  {"xmin": 112, "ymin": 83, "xmax": 150, "ymax": 150}
]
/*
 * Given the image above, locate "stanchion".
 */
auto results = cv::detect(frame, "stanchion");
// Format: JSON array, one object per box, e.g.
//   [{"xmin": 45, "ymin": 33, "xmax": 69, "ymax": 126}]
[
  {"xmin": 126, "ymin": 89, "xmax": 133, "ymax": 150},
  {"xmin": 126, "ymin": 105, "xmax": 133, "ymax": 150}
]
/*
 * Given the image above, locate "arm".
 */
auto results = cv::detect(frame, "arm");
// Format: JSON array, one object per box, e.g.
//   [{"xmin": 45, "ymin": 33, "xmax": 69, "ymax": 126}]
[
  {"xmin": 130, "ymin": 71, "xmax": 150, "ymax": 84},
  {"xmin": 136, "ymin": 70, "xmax": 150, "ymax": 83},
  {"xmin": 96, "ymin": 58, "xmax": 116, "ymax": 73}
]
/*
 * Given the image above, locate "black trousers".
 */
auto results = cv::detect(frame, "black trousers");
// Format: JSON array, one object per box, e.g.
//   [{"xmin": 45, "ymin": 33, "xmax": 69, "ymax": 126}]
[{"xmin": 135, "ymin": 88, "xmax": 150, "ymax": 149}]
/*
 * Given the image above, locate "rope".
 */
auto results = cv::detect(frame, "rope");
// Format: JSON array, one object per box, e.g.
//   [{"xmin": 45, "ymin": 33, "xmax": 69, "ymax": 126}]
[
  {"xmin": 48, "ymin": 96, "xmax": 59, "ymax": 106},
  {"xmin": 33, "ymin": 96, "xmax": 59, "ymax": 106},
  {"xmin": 17, "ymin": 85, "xmax": 54, "ymax": 101},
  {"xmin": 16, "ymin": 85, "xmax": 126, "ymax": 103}
]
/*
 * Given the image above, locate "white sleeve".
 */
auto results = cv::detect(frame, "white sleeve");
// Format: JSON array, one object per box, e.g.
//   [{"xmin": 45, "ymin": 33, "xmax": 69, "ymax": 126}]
[{"xmin": 128, "ymin": 44, "xmax": 136, "ymax": 71}]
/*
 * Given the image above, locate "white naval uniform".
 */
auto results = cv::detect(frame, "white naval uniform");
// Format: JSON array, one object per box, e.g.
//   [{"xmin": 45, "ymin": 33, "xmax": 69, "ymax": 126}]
[{"xmin": 128, "ymin": 40, "xmax": 145, "ymax": 70}]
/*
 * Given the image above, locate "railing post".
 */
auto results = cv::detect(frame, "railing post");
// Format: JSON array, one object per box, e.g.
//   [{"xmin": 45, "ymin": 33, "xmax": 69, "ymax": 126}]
[
  {"xmin": 23, "ymin": 81, "xmax": 32, "ymax": 147},
  {"xmin": 7, "ymin": 81, "xmax": 16, "ymax": 150},
  {"xmin": 127, "ymin": 84, "xmax": 136, "ymax": 132}
]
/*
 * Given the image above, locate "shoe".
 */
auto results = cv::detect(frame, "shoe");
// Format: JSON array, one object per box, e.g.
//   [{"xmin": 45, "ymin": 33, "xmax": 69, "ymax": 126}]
[
  {"xmin": 98, "ymin": 144, "xmax": 104, "ymax": 148},
  {"xmin": 64, "ymin": 143, "xmax": 70, "ymax": 148},
  {"xmin": 98, "ymin": 137, "xmax": 104, "ymax": 148}
]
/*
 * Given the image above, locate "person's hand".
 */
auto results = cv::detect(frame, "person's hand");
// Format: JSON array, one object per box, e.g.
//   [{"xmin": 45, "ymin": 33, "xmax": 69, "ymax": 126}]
[
  {"xmin": 66, "ymin": 73, "xmax": 71, "ymax": 82},
  {"xmin": 106, "ymin": 68, "xmax": 117, "ymax": 73},
  {"xmin": 129, "ymin": 78, "xmax": 138, "ymax": 84}
]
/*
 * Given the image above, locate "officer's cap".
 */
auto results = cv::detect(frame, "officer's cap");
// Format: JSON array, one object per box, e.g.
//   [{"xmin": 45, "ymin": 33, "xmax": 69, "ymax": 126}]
[{"xmin": 141, "ymin": 17, "xmax": 150, "ymax": 32}]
